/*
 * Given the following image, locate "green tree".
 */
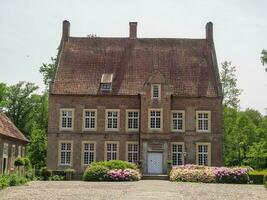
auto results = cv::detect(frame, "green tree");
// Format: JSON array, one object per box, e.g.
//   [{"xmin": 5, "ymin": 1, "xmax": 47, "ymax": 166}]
[
  {"xmin": 220, "ymin": 61, "xmax": 242, "ymax": 109},
  {"xmin": 261, "ymin": 49, "xmax": 267, "ymax": 71},
  {"xmin": 4, "ymin": 82, "xmax": 38, "ymax": 135},
  {"xmin": 0, "ymin": 83, "xmax": 7, "ymax": 107},
  {"xmin": 27, "ymin": 123, "xmax": 47, "ymax": 169},
  {"xmin": 246, "ymin": 141, "xmax": 267, "ymax": 169},
  {"xmin": 244, "ymin": 108, "xmax": 262, "ymax": 127},
  {"xmin": 39, "ymin": 57, "xmax": 57, "ymax": 87}
]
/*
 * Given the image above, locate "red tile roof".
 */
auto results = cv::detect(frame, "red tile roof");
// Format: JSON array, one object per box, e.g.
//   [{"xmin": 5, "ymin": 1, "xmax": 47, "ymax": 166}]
[
  {"xmin": 0, "ymin": 111, "xmax": 29, "ymax": 142},
  {"xmin": 51, "ymin": 36, "xmax": 221, "ymax": 97}
]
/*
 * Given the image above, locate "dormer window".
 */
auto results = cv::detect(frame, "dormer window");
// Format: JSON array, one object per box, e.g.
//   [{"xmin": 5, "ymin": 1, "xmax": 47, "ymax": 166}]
[
  {"xmin": 101, "ymin": 73, "xmax": 113, "ymax": 91},
  {"xmin": 151, "ymin": 84, "xmax": 161, "ymax": 100}
]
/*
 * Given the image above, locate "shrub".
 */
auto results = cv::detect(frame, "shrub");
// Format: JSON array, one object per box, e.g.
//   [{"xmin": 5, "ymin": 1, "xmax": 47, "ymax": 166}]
[
  {"xmin": 23, "ymin": 158, "xmax": 31, "ymax": 168},
  {"xmin": 14, "ymin": 157, "xmax": 25, "ymax": 167},
  {"xmin": 170, "ymin": 165, "xmax": 250, "ymax": 184},
  {"xmin": 0, "ymin": 176, "xmax": 9, "ymax": 189},
  {"xmin": 40, "ymin": 167, "xmax": 52, "ymax": 180},
  {"xmin": 105, "ymin": 169, "xmax": 141, "ymax": 181},
  {"xmin": 7, "ymin": 173, "xmax": 28, "ymax": 186},
  {"xmin": 49, "ymin": 175, "xmax": 65, "ymax": 181},
  {"xmin": 249, "ymin": 170, "xmax": 267, "ymax": 184},
  {"xmin": 83, "ymin": 165, "xmax": 109, "ymax": 181},
  {"xmin": 214, "ymin": 167, "xmax": 250, "ymax": 184},
  {"xmin": 170, "ymin": 165, "xmax": 216, "ymax": 183},
  {"xmin": 91, "ymin": 160, "xmax": 138, "ymax": 170}
]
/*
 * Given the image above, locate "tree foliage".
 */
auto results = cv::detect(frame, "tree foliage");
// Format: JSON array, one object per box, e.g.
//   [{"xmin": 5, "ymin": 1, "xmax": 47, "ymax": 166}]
[
  {"xmin": 261, "ymin": 49, "xmax": 267, "ymax": 71},
  {"xmin": 4, "ymin": 82, "xmax": 38, "ymax": 135},
  {"xmin": 221, "ymin": 61, "xmax": 267, "ymax": 169},
  {"xmin": 39, "ymin": 57, "xmax": 57, "ymax": 87},
  {"xmin": 220, "ymin": 61, "xmax": 242, "ymax": 109},
  {"xmin": 27, "ymin": 123, "xmax": 47, "ymax": 169}
]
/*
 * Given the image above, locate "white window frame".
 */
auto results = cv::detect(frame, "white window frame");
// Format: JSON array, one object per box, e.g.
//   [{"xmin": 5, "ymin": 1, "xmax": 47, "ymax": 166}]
[
  {"xmin": 126, "ymin": 142, "xmax": 139, "ymax": 163},
  {"xmin": 126, "ymin": 110, "xmax": 139, "ymax": 132},
  {"xmin": 196, "ymin": 143, "xmax": 211, "ymax": 166},
  {"xmin": 148, "ymin": 108, "xmax": 163, "ymax": 131},
  {"xmin": 105, "ymin": 141, "xmax": 119, "ymax": 161},
  {"xmin": 171, "ymin": 142, "xmax": 184, "ymax": 166},
  {"xmin": 60, "ymin": 108, "xmax": 74, "ymax": 131},
  {"xmin": 171, "ymin": 110, "xmax": 185, "ymax": 132},
  {"xmin": 58, "ymin": 141, "xmax": 73, "ymax": 166},
  {"xmin": 81, "ymin": 141, "xmax": 96, "ymax": 166},
  {"xmin": 18, "ymin": 146, "xmax": 21, "ymax": 157},
  {"xmin": 83, "ymin": 109, "xmax": 97, "ymax": 131},
  {"xmin": 105, "ymin": 109, "xmax": 120, "ymax": 131},
  {"xmin": 196, "ymin": 111, "xmax": 211, "ymax": 133},
  {"xmin": 11, "ymin": 145, "xmax": 16, "ymax": 170},
  {"xmin": 151, "ymin": 84, "xmax": 161, "ymax": 100}
]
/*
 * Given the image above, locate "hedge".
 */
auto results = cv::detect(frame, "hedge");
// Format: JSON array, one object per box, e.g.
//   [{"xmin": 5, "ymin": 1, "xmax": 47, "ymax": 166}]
[{"xmin": 249, "ymin": 170, "xmax": 267, "ymax": 185}]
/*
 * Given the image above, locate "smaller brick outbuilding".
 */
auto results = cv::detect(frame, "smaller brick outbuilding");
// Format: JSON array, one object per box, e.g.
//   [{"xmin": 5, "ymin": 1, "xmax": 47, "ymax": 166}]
[{"xmin": 0, "ymin": 111, "xmax": 29, "ymax": 174}]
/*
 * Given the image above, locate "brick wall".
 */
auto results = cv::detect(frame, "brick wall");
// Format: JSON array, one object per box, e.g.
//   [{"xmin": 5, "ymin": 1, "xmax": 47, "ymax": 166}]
[{"xmin": 47, "ymin": 91, "xmax": 223, "ymax": 174}]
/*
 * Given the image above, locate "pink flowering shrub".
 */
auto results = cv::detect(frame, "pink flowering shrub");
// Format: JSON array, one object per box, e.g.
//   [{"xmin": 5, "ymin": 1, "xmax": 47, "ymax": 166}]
[
  {"xmin": 83, "ymin": 161, "xmax": 140, "ymax": 181},
  {"xmin": 169, "ymin": 165, "xmax": 216, "ymax": 183},
  {"xmin": 214, "ymin": 167, "xmax": 251, "ymax": 184},
  {"xmin": 105, "ymin": 169, "xmax": 141, "ymax": 181},
  {"xmin": 170, "ymin": 165, "xmax": 251, "ymax": 184}
]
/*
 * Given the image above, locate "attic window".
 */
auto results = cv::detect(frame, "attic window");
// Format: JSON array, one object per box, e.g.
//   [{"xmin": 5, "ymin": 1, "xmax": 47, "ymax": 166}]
[{"xmin": 101, "ymin": 73, "xmax": 113, "ymax": 91}]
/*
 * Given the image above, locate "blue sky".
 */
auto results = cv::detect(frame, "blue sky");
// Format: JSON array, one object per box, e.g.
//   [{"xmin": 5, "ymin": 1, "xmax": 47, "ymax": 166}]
[{"xmin": 0, "ymin": 0, "xmax": 266, "ymax": 114}]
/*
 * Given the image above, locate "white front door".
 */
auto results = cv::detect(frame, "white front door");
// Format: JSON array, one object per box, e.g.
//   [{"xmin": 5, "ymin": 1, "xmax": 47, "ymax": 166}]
[{"xmin": 147, "ymin": 153, "xmax": 163, "ymax": 174}]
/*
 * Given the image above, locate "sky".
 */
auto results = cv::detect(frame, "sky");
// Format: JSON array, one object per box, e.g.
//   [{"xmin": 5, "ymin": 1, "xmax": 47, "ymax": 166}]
[{"xmin": 0, "ymin": 0, "xmax": 266, "ymax": 114}]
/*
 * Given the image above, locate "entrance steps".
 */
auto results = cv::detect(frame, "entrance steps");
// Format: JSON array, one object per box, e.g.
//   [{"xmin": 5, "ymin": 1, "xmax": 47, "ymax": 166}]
[{"xmin": 142, "ymin": 174, "xmax": 169, "ymax": 180}]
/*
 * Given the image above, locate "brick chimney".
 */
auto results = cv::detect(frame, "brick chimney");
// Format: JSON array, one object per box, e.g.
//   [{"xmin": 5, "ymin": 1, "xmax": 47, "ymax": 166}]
[
  {"xmin": 129, "ymin": 22, "xmax": 137, "ymax": 39},
  {"xmin": 206, "ymin": 22, "xmax": 213, "ymax": 43},
  {"xmin": 62, "ymin": 20, "xmax": 70, "ymax": 42}
]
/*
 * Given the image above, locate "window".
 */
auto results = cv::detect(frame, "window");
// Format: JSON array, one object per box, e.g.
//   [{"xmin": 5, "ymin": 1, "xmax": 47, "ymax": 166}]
[
  {"xmin": 3, "ymin": 143, "xmax": 8, "ymax": 157},
  {"xmin": 149, "ymin": 109, "xmax": 162, "ymax": 130},
  {"xmin": 196, "ymin": 111, "xmax": 211, "ymax": 132},
  {"xmin": 59, "ymin": 141, "xmax": 72, "ymax": 166},
  {"xmin": 82, "ymin": 142, "xmax": 95, "ymax": 165},
  {"xmin": 101, "ymin": 83, "xmax": 112, "ymax": 91},
  {"xmin": 105, "ymin": 110, "xmax": 120, "ymax": 131},
  {"xmin": 60, "ymin": 109, "xmax": 74, "ymax": 130},
  {"xmin": 127, "ymin": 142, "xmax": 138, "ymax": 163},
  {"xmin": 11, "ymin": 145, "xmax": 16, "ymax": 169},
  {"xmin": 171, "ymin": 111, "xmax": 185, "ymax": 132},
  {"xmin": 151, "ymin": 84, "xmax": 161, "ymax": 99},
  {"xmin": 105, "ymin": 142, "xmax": 119, "ymax": 161},
  {"xmin": 18, "ymin": 146, "xmax": 21, "ymax": 157},
  {"xmin": 126, "ymin": 110, "xmax": 139, "ymax": 131},
  {"xmin": 172, "ymin": 143, "xmax": 184, "ymax": 166},
  {"xmin": 196, "ymin": 143, "xmax": 211, "ymax": 166},
  {"xmin": 83, "ymin": 109, "xmax": 97, "ymax": 131},
  {"xmin": 100, "ymin": 73, "xmax": 113, "ymax": 91}
]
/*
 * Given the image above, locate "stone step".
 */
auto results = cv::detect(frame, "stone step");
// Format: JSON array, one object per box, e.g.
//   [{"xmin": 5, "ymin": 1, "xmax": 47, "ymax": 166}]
[{"xmin": 142, "ymin": 174, "xmax": 169, "ymax": 180}]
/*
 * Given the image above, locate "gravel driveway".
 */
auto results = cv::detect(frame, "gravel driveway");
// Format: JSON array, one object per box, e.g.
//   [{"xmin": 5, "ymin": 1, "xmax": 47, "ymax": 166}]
[{"xmin": 0, "ymin": 180, "xmax": 266, "ymax": 200}]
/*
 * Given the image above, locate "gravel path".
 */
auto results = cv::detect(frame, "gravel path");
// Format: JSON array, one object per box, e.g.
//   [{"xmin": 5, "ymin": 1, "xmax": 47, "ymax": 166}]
[{"xmin": 0, "ymin": 180, "xmax": 266, "ymax": 200}]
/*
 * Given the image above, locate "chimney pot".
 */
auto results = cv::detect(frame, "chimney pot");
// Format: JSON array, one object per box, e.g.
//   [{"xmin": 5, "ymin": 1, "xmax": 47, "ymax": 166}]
[
  {"xmin": 62, "ymin": 20, "xmax": 70, "ymax": 42},
  {"xmin": 206, "ymin": 22, "xmax": 213, "ymax": 42},
  {"xmin": 129, "ymin": 22, "xmax": 137, "ymax": 39}
]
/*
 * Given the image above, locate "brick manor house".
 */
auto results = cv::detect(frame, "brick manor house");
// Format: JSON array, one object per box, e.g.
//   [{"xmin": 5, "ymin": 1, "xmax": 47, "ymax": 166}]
[{"xmin": 47, "ymin": 21, "xmax": 223, "ymax": 175}]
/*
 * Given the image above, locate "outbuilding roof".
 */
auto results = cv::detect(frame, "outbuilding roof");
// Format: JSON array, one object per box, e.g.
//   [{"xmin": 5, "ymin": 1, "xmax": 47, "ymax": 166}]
[{"xmin": 0, "ymin": 111, "xmax": 29, "ymax": 142}]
